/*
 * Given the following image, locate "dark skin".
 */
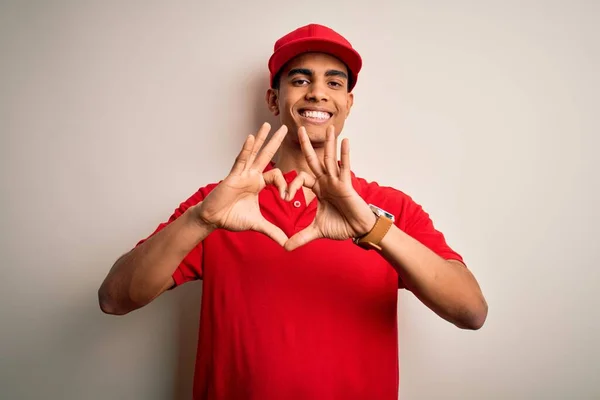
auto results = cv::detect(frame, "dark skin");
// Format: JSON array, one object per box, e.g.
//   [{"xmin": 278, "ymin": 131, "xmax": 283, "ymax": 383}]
[
  {"xmin": 267, "ymin": 53, "xmax": 354, "ymax": 145},
  {"xmin": 265, "ymin": 52, "xmax": 487, "ymax": 328},
  {"xmin": 99, "ymin": 52, "xmax": 487, "ymax": 330}
]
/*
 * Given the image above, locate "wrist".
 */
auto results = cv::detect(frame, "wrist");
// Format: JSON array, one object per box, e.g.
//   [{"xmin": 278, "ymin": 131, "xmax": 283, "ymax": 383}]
[
  {"xmin": 378, "ymin": 223, "xmax": 402, "ymax": 252},
  {"xmin": 353, "ymin": 204, "xmax": 395, "ymax": 251},
  {"xmin": 355, "ymin": 206, "xmax": 378, "ymax": 237},
  {"xmin": 187, "ymin": 204, "xmax": 218, "ymax": 233}
]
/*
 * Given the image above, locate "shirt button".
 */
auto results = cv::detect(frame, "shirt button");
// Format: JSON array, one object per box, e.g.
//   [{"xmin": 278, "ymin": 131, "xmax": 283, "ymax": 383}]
[{"xmin": 293, "ymin": 200, "xmax": 302, "ymax": 208}]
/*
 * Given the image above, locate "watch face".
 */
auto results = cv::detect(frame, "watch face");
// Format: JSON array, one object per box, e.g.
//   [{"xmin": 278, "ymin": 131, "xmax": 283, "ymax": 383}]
[{"xmin": 368, "ymin": 204, "xmax": 395, "ymax": 222}]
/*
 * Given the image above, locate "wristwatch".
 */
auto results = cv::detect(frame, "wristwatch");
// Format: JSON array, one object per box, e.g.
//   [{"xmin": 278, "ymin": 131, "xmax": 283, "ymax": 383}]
[{"xmin": 353, "ymin": 204, "xmax": 395, "ymax": 251}]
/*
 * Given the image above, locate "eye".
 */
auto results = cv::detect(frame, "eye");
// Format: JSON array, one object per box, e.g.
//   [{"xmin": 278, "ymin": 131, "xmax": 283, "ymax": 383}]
[
  {"xmin": 292, "ymin": 78, "xmax": 310, "ymax": 86},
  {"xmin": 328, "ymin": 81, "xmax": 343, "ymax": 88}
]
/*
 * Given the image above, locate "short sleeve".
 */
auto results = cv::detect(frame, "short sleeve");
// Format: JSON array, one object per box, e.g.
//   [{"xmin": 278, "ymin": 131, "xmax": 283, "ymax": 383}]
[
  {"xmin": 401, "ymin": 201, "xmax": 464, "ymax": 264},
  {"xmin": 135, "ymin": 184, "xmax": 217, "ymax": 287},
  {"xmin": 394, "ymin": 197, "xmax": 465, "ymax": 289}
]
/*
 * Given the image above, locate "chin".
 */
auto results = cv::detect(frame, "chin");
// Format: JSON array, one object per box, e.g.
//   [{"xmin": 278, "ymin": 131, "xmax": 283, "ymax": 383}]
[
  {"xmin": 300, "ymin": 126, "xmax": 329, "ymax": 145},
  {"xmin": 307, "ymin": 136, "xmax": 328, "ymax": 147},
  {"xmin": 303, "ymin": 125, "xmax": 329, "ymax": 135}
]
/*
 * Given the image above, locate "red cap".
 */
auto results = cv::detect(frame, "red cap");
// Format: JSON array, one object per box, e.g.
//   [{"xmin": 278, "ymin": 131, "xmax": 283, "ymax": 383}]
[{"xmin": 268, "ymin": 24, "xmax": 362, "ymax": 92}]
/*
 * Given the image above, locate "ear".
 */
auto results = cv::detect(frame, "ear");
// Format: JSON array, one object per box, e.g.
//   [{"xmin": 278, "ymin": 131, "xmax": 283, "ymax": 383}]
[
  {"xmin": 345, "ymin": 92, "xmax": 354, "ymax": 118},
  {"xmin": 266, "ymin": 88, "xmax": 280, "ymax": 116}
]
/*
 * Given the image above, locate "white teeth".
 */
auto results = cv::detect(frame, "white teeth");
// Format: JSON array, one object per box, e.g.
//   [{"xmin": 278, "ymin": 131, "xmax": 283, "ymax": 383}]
[{"xmin": 301, "ymin": 110, "xmax": 330, "ymax": 120}]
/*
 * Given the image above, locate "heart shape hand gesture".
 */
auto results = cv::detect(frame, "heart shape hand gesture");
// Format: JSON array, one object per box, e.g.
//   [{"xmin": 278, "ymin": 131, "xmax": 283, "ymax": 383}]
[{"xmin": 192, "ymin": 123, "xmax": 376, "ymax": 250}]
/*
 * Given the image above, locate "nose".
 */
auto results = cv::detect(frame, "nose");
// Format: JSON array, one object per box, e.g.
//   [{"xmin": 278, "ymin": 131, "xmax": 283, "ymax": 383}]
[{"xmin": 305, "ymin": 80, "xmax": 329, "ymax": 102}]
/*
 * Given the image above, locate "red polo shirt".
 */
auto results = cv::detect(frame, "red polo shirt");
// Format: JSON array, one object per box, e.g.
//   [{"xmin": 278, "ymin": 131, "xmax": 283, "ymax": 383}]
[{"xmin": 138, "ymin": 163, "xmax": 463, "ymax": 400}]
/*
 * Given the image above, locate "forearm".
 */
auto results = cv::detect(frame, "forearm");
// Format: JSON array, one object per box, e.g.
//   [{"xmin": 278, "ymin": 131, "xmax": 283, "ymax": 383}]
[
  {"xmin": 98, "ymin": 205, "xmax": 214, "ymax": 315},
  {"xmin": 379, "ymin": 225, "xmax": 487, "ymax": 329}
]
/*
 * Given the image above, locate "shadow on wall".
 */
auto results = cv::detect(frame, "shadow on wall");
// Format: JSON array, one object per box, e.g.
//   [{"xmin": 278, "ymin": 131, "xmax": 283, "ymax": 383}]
[
  {"xmin": 251, "ymin": 71, "xmax": 280, "ymax": 131},
  {"xmin": 172, "ymin": 281, "xmax": 203, "ymax": 400},
  {"xmin": 171, "ymin": 66, "xmax": 278, "ymax": 400},
  {"xmin": 246, "ymin": 63, "xmax": 282, "ymax": 145}
]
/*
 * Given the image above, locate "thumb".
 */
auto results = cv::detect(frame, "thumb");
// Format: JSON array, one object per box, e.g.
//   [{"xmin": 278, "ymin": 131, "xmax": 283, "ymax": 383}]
[
  {"xmin": 253, "ymin": 218, "xmax": 288, "ymax": 247},
  {"xmin": 284, "ymin": 224, "xmax": 321, "ymax": 251}
]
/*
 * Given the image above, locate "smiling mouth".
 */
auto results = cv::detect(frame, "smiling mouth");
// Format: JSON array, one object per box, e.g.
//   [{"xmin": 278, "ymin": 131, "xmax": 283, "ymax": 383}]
[{"xmin": 298, "ymin": 109, "xmax": 332, "ymax": 123}]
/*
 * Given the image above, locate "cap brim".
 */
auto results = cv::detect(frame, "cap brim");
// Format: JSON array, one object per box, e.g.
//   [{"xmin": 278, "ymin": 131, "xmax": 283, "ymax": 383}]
[{"xmin": 268, "ymin": 37, "xmax": 362, "ymax": 91}]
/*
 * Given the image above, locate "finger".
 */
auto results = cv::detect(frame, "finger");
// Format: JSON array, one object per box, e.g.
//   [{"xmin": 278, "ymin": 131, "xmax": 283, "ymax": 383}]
[
  {"xmin": 254, "ymin": 125, "xmax": 288, "ymax": 170},
  {"xmin": 263, "ymin": 168, "xmax": 288, "ymax": 199},
  {"xmin": 230, "ymin": 134, "xmax": 255, "ymax": 175},
  {"xmin": 324, "ymin": 126, "xmax": 339, "ymax": 176},
  {"xmin": 246, "ymin": 122, "xmax": 271, "ymax": 168},
  {"xmin": 254, "ymin": 218, "xmax": 288, "ymax": 247},
  {"xmin": 340, "ymin": 138, "xmax": 351, "ymax": 181},
  {"xmin": 298, "ymin": 127, "xmax": 324, "ymax": 176},
  {"xmin": 286, "ymin": 171, "xmax": 315, "ymax": 201},
  {"xmin": 284, "ymin": 225, "xmax": 321, "ymax": 251}
]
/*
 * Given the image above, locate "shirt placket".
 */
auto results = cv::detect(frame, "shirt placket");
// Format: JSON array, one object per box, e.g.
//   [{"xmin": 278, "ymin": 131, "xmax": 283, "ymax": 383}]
[{"xmin": 288, "ymin": 187, "xmax": 317, "ymax": 234}]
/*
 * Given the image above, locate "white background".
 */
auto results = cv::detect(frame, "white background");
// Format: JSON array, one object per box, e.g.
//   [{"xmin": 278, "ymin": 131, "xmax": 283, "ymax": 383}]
[{"xmin": 1, "ymin": 1, "xmax": 598, "ymax": 399}]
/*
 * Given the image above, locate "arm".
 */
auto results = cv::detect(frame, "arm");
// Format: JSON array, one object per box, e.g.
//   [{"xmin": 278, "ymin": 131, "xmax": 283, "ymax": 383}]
[
  {"xmin": 380, "ymin": 226, "xmax": 488, "ymax": 330},
  {"xmin": 284, "ymin": 126, "xmax": 487, "ymax": 330},
  {"xmin": 98, "ymin": 207, "xmax": 213, "ymax": 315},
  {"xmin": 98, "ymin": 123, "xmax": 290, "ymax": 316}
]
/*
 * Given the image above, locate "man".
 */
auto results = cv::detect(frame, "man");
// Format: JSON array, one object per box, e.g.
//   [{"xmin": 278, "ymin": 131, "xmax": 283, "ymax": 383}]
[{"xmin": 99, "ymin": 24, "xmax": 487, "ymax": 400}]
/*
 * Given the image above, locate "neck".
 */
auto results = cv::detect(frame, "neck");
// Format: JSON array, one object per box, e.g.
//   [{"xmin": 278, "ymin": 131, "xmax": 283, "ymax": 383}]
[{"xmin": 274, "ymin": 136, "xmax": 325, "ymax": 176}]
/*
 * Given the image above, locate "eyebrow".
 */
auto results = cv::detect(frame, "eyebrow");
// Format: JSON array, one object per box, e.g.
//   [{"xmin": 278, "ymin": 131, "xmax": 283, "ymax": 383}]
[
  {"xmin": 287, "ymin": 68, "xmax": 348, "ymax": 80},
  {"xmin": 325, "ymin": 69, "xmax": 348, "ymax": 80}
]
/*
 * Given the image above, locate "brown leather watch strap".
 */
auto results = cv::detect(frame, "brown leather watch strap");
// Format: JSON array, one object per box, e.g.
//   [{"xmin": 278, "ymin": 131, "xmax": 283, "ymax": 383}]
[{"xmin": 354, "ymin": 215, "xmax": 393, "ymax": 251}]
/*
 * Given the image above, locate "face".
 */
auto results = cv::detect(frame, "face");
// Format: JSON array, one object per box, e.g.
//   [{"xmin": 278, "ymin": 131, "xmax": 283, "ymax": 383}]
[{"xmin": 266, "ymin": 52, "xmax": 354, "ymax": 147}]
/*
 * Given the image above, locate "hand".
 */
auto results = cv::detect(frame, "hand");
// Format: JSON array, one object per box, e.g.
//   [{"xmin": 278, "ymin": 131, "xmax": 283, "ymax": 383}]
[
  {"xmin": 284, "ymin": 126, "xmax": 376, "ymax": 251},
  {"xmin": 192, "ymin": 123, "xmax": 289, "ymax": 246}
]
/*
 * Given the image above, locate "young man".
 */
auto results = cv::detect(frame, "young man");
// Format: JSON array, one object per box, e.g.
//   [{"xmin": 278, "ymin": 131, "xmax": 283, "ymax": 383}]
[{"xmin": 99, "ymin": 24, "xmax": 487, "ymax": 400}]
